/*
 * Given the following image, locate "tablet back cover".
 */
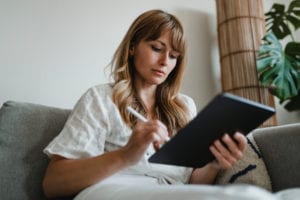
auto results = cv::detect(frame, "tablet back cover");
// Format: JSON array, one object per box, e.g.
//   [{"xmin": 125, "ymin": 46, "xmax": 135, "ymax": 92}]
[{"xmin": 148, "ymin": 93, "xmax": 275, "ymax": 168}]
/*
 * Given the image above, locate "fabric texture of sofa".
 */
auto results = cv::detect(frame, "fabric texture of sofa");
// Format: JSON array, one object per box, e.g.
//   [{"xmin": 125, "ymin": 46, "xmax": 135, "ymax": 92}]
[{"xmin": 0, "ymin": 101, "xmax": 299, "ymax": 200}]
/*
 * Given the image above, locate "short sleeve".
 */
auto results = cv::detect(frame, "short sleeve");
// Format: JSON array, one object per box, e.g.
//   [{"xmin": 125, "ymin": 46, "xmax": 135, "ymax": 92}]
[
  {"xmin": 43, "ymin": 86, "xmax": 111, "ymax": 159},
  {"xmin": 178, "ymin": 94, "xmax": 197, "ymax": 119}
]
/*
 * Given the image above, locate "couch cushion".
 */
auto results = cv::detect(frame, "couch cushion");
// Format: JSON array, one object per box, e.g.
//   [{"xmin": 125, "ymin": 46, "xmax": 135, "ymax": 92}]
[
  {"xmin": 253, "ymin": 123, "xmax": 300, "ymax": 192},
  {"xmin": 0, "ymin": 101, "xmax": 70, "ymax": 200},
  {"xmin": 214, "ymin": 132, "xmax": 272, "ymax": 191}
]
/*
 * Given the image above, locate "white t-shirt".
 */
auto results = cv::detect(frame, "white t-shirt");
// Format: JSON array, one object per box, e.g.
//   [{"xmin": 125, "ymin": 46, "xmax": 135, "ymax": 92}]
[{"xmin": 44, "ymin": 83, "xmax": 198, "ymax": 184}]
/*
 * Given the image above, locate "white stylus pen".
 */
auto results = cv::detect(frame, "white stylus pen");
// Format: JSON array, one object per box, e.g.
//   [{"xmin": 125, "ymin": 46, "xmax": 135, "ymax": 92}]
[
  {"xmin": 126, "ymin": 106, "xmax": 170, "ymax": 141},
  {"xmin": 126, "ymin": 106, "xmax": 148, "ymax": 122}
]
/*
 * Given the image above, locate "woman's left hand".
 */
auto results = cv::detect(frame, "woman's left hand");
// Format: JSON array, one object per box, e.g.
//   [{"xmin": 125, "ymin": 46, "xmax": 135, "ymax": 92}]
[{"xmin": 209, "ymin": 132, "xmax": 247, "ymax": 170}]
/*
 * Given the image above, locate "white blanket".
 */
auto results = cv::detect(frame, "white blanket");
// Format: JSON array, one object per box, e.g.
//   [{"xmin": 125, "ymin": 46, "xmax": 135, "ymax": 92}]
[{"xmin": 74, "ymin": 174, "xmax": 300, "ymax": 200}]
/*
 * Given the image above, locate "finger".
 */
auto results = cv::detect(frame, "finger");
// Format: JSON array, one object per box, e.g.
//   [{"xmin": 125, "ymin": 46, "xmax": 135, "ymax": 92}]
[
  {"xmin": 137, "ymin": 120, "xmax": 169, "ymax": 151},
  {"xmin": 149, "ymin": 120, "xmax": 169, "ymax": 142},
  {"xmin": 152, "ymin": 132, "xmax": 161, "ymax": 141},
  {"xmin": 233, "ymin": 132, "xmax": 247, "ymax": 152},
  {"xmin": 222, "ymin": 134, "xmax": 243, "ymax": 159},
  {"xmin": 150, "ymin": 131, "xmax": 166, "ymax": 151},
  {"xmin": 155, "ymin": 119, "xmax": 167, "ymax": 128},
  {"xmin": 132, "ymin": 123, "xmax": 160, "ymax": 145},
  {"xmin": 154, "ymin": 120, "xmax": 169, "ymax": 139},
  {"xmin": 214, "ymin": 139, "xmax": 231, "ymax": 159},
  {"xmin": 209, "ymin": 145, "xmax": 231, "ymax": 169},
  {"xmin": 213, "ymin": 140, "xmax": 237, "ymax": 165}
]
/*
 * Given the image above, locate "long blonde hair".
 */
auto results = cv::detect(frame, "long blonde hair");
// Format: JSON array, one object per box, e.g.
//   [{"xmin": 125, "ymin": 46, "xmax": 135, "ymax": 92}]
[{"xmin": 110, "ymin": 9, "xmax": 191, "ymax": 134}]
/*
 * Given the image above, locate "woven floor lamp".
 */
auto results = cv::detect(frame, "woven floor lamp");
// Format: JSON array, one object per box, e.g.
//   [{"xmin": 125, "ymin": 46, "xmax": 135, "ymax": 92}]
[{"xmin": 215, "ymin": 0, "xmax": 277, "ymax": 126}]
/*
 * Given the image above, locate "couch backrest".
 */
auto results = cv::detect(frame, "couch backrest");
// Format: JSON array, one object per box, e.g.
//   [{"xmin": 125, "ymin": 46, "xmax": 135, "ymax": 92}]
[
  {"xmin": 253, "ymin": 123, "xmax": 300, "ymax": 192},
  {"xmin": 0, "ymin": 101, "xmax": 70, "ymax": 200}
]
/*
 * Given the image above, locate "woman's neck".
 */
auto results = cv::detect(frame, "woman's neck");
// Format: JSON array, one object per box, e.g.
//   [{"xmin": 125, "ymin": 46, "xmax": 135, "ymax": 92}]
[{"xmin": 134, "ymin": 84, "xmax": 157, "ymax": 119}]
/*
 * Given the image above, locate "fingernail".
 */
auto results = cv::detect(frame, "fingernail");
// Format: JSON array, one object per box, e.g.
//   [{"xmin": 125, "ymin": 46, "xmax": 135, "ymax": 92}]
[{"xmin": 223, "ymin": 134, "xmax": 228, "ymax": 140}]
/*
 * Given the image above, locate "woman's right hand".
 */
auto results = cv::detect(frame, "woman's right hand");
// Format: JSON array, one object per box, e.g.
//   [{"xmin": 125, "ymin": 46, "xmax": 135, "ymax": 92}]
[{"xmin": 120, "ymin": 120, "xmax": 169, "ymax": 165}]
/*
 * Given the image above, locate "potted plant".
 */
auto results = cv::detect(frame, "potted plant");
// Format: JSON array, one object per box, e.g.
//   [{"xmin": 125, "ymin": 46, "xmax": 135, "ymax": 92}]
[{"xmin": 256, "ymin": 0, "xmax": 300, "ymax": 111}]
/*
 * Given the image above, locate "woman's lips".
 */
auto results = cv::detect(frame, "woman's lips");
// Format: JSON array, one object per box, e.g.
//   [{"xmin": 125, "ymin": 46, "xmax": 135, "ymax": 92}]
[{"xmin": 152, "ymin": 69, "xmax": 165, "ymax": 76}]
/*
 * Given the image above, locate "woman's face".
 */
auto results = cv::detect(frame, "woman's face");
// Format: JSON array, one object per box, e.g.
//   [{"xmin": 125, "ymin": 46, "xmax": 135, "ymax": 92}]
[{"xmin": 130, "ymin": 31, "xmax": 179, "ymax": 88}]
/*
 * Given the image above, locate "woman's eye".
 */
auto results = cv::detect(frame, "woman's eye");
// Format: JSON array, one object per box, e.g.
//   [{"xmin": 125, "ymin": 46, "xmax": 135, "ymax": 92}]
[
  {"xmin": 151, "ymin": 45, "xmax": 162, "ymax": 52},
  {"xmin": 169, "ymin": 53, "xmax": 179, "ymax": 59},
  {"xmin": 169, "ymin": 54, "xmax": 177, "ymax": 59}
]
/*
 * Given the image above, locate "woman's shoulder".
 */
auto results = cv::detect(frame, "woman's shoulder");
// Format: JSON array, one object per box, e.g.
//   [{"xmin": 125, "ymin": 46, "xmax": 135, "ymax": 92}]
[
  {"xmin": 177, "ymin": 93, "xmax": 197, "ymax": 118},
  {"xmin": 87, "ymin": 83, "xmax": 114, "ymax": 96},
  {"xmin": 177, "ymin": 93, "xmax": 195, "ymax": 106},
  {"xmin": 75, "ymin": 83, "xmax": 114, "ymax": 107},
  {"xmin": 78, "ymin": 83, "xmax": 113, "ymax": 100},
  {"xmin": 177, "ymin": 93, "xmax": 193, "ymax": 102}
]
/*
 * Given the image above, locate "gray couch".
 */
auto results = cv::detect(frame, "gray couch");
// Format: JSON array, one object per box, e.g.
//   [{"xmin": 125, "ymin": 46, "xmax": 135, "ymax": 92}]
[{"xmin": 0, "ymin": 101, "xmax": 299, "ymax": 200}]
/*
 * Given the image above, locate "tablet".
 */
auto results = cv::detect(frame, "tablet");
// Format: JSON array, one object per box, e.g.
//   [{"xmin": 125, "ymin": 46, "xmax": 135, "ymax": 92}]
[{"xmin": 148, "ymin": 93, "xmax": 275, "ymax": 168}]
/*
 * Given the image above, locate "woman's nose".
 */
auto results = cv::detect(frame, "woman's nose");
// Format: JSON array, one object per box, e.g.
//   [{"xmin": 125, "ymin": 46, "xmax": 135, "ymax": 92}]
[{"xmin": 159, "ymin": 52, "xmax": 169, "ymax": 66}]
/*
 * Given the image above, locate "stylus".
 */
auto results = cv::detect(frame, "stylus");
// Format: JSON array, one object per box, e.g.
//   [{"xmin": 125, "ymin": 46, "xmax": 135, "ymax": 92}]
[
  {"xmin": 126, "ymin": 106, "xmax": 148, "ymax": 122},
  {"xmin": 126, "ymin": 106, "xmax": 170, "ymax": 141}
]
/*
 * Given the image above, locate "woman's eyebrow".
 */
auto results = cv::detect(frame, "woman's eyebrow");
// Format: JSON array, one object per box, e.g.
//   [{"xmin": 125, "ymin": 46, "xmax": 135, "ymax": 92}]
[{"xmin": 156, "ymin": 40, "xmax": 166, "ymax": 47}]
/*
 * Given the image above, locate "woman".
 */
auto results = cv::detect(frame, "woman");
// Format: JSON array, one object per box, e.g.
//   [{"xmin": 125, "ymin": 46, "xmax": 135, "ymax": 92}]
[{"xmin": 42, "ymin": 9, "xmax": 247, "ymax": 199}]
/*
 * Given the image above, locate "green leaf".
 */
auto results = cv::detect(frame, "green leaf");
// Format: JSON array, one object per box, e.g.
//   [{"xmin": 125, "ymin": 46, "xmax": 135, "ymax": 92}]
[
  {"xmin": 256, "ymin": 32, "xmax": 300, "ymax": 102},
  {"xmin": 265, "ymin": 1, "xmax": 300, "ymax": 39},
  {"xmin": 285, "ymin": 42, "xmax": 300, "ymax": 89},
  {"xmin": 257, "ymin": 57, "xmax": 275, "ymax": 73},
  {"xmin": 285, "ymin": 42, "xmax": 300, "ymax": 60},
  {"xmin": 288, "ymin": 0, "xmax": 300, "ymax": 16},
  {"xmin": 259, "ymin": 65, "xmax": 279, "ymax": 84},
  {"xmin": 287, "ymin": 0, "xmax": 300, "ymax": 31},
  {"xmin": 286, "ymin": 15, "xmax": 300, "ymax": 29}
]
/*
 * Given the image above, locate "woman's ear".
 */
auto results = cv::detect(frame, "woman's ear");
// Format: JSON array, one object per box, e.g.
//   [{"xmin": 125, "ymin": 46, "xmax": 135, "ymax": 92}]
[{"xmin": 129, "ymin": 46, "xmax": 135, "ymax": 56}]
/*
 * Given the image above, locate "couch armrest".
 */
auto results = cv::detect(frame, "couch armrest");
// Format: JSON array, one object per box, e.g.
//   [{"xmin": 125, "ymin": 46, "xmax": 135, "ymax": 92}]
[
  {"xmin": 0, "ymin": 101, "xmax": 71, "ymax": 200},
  {"xmin": 252, "ymin": 123, "xmax": 300, "ymax": 192}
]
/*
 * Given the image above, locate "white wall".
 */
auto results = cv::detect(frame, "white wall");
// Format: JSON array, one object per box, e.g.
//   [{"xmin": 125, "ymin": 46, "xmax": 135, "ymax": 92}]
[
  {"xmin": 3, "ymin": 0, "xmax": 296, "ymax": 125},
  {"xmin": 0, "ymin": 0, "xmax": 218, "ymax": 110}
]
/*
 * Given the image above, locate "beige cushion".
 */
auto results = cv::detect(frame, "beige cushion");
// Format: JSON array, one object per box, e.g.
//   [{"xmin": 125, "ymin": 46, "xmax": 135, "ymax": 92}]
[{"xmin": 214, "ymin": 133, "xmax": 272, "ymax": 191}]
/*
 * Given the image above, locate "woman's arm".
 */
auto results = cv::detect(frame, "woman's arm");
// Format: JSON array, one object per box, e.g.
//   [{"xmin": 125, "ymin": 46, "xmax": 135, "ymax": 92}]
[
  {"xmin": 43, "ymin": 149, "xmax": 130, "ymax": 198},
  {"xmin": 189, "ymin": 162, "xmax": 220, "ymax": 184},
  {"xmin": 189, "ymin": 132, "xmax": 247, "ymax": 184},
  {"xmin": 43, "ymin": 120, "xmax": 169, "ymax": 198}
]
